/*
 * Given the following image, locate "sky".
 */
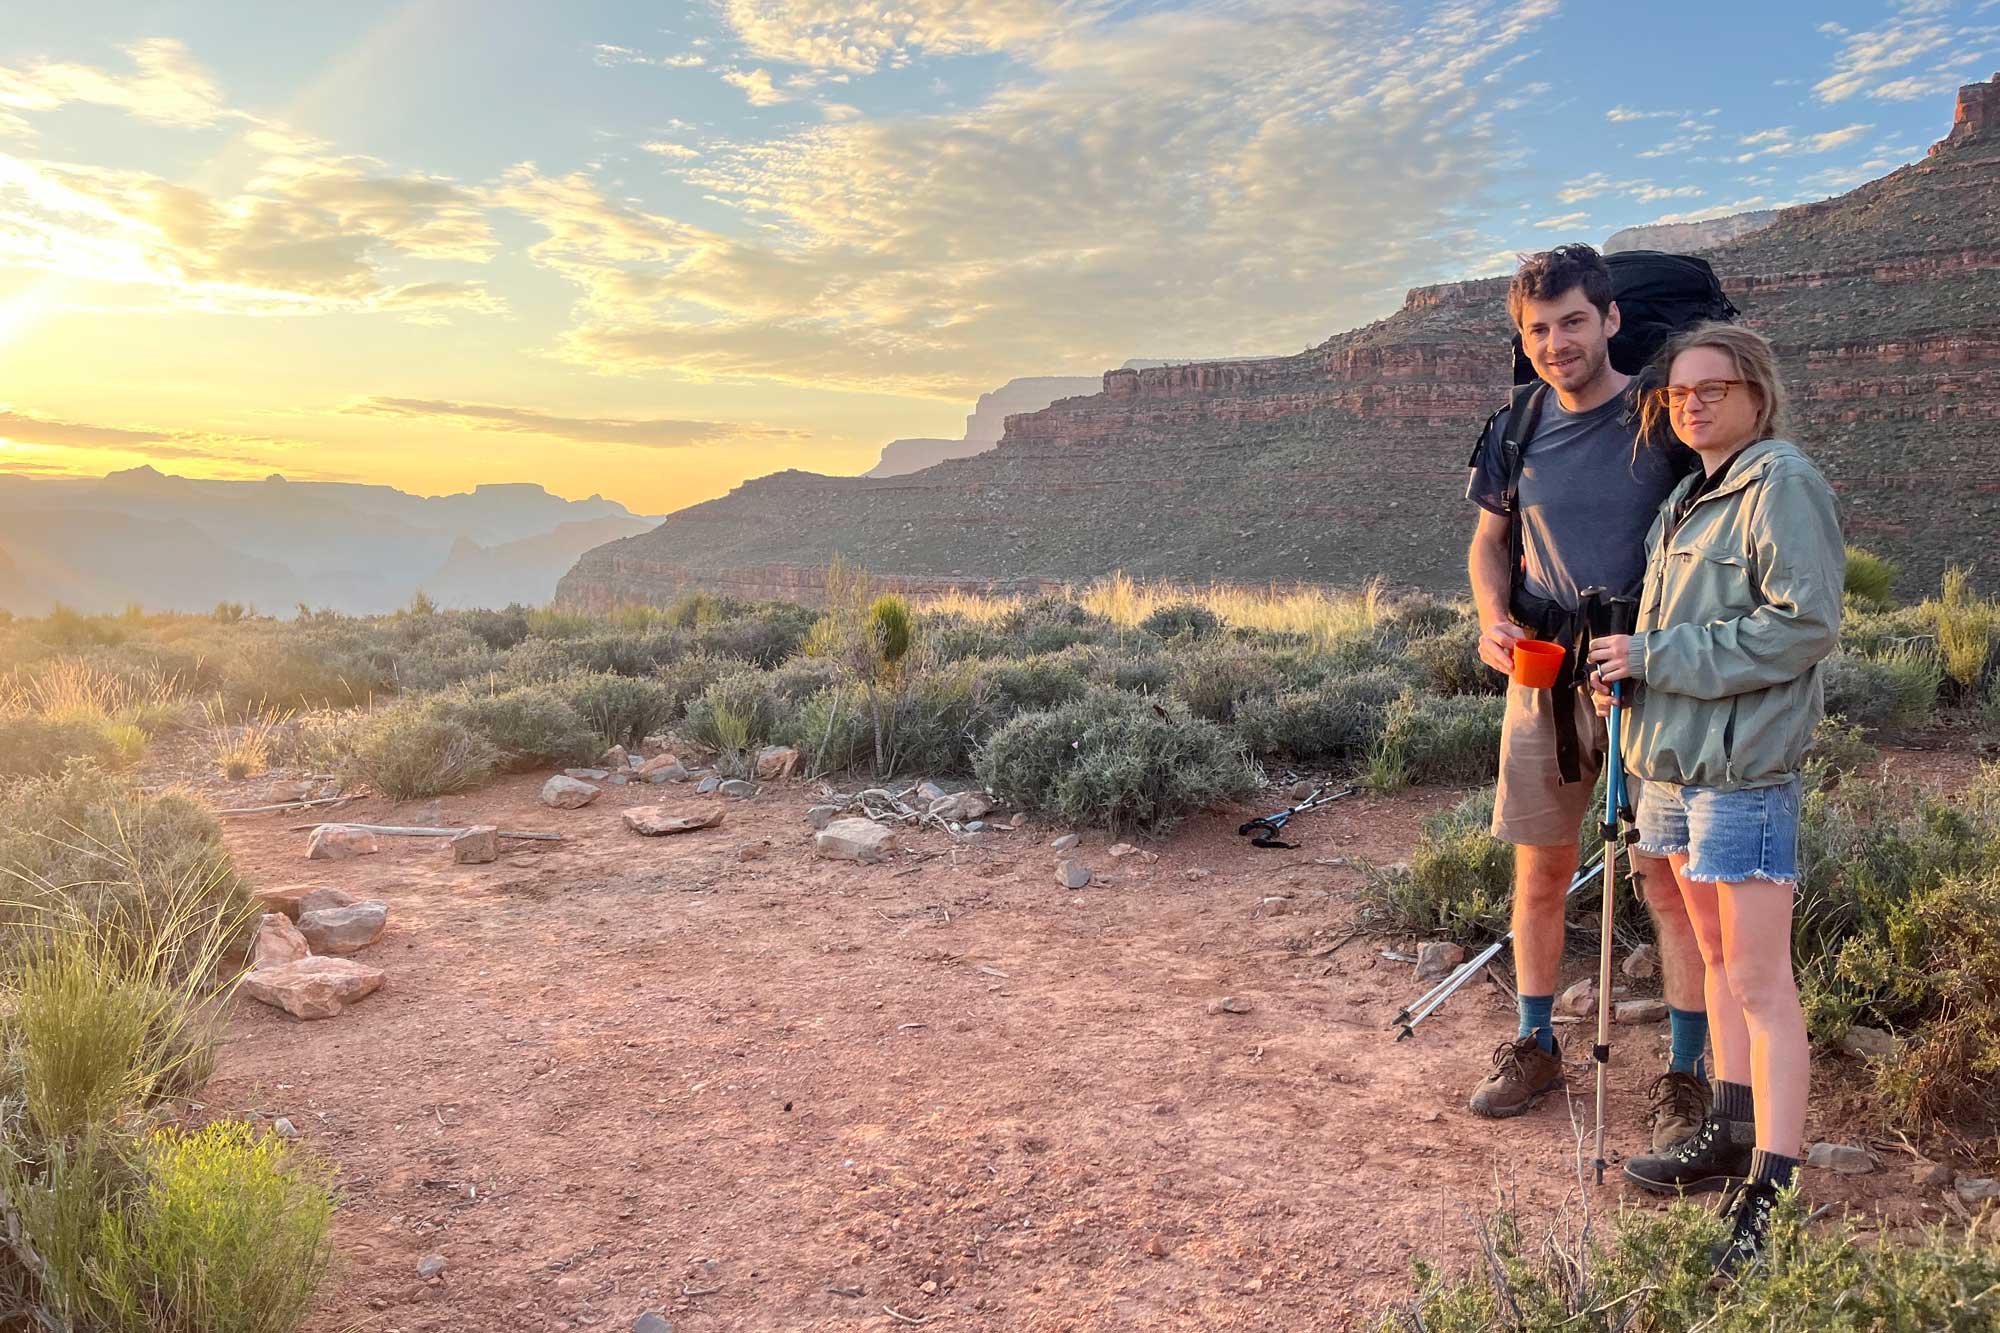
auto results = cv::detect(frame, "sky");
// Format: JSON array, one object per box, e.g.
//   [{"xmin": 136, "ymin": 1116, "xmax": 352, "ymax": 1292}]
[{"xmin": 0, "ymin": 0, "xmax": 1991, "ymax": 515}]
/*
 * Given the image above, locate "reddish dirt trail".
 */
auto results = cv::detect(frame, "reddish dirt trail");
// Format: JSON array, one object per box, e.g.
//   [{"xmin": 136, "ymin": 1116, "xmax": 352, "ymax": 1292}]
[{"xmin": 202, "ymin": 772, "xmax": 1948, "ymax": 1332}]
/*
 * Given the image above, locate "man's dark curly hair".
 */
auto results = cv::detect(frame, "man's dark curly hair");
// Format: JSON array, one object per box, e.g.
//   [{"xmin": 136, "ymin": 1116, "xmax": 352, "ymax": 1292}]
[{"xmin": 1507, "ymin": 243, "xmax": 1613, "ymax": 328}]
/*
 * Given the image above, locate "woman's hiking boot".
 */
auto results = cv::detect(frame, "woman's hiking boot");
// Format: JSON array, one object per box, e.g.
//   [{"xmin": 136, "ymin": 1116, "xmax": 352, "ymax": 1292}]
[
  {"xmin": 1709, "ymin": 1176, "xmax": 1781, "ymax": 1275},
  {"xmin": 1645, "ymin": 1070, "xmax": 1711, "ymax": 1151},
  {"xmin": 1621, "ymin": 1111, "xmax": 1751, "ymax": 1194},
  {"xmin": 1467, "ymin": 1032, "xmax": 1564, "ymax": 1118}
]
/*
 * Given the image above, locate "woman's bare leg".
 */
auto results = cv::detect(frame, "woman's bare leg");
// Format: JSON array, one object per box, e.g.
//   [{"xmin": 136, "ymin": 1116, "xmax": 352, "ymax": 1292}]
[{"xmin": 1715, "ymin": 879, "xmax": 1808, "ymax": 1157}]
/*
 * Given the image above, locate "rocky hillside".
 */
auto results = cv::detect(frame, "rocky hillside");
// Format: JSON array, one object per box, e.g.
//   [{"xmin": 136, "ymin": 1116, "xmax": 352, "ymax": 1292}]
[
  {"xmin": 560, "ymin": 76, "xmax": 2000, "ymax": 609},
  {"xmin": 1604, "ymin": 210, "xmax": 1778, "ymax": 254}
]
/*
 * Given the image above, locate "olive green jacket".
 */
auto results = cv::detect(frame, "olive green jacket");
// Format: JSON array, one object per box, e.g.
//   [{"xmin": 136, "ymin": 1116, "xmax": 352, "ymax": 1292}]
[{"xmin": 1622, "ymin": 439, "xmax": 1844, "ymax": 791}]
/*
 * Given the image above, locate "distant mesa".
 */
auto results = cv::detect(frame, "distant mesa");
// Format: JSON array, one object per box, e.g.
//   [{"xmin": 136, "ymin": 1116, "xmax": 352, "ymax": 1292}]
[
  {"xmin": 865, "ymin": 360, "xmax": 1271, "ymax": 477},
  {"xmin": 558, "ymin": 74, "xmax": 2000, "ymax": 610},
  {"xmin": 1604, "ymin": 210, "xmax": 1779, "ymax": 255}
]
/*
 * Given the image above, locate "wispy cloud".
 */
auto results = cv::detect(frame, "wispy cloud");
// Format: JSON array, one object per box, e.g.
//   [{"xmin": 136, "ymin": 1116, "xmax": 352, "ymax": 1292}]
[
  {"xmin": 0, "ymin": 405, "xmax": 294, "ymax": 465},
  {"xmin": 0, "ymin": 38, "xmax": 229, "ymax": 130},
  {"xmin": 1534, "ymin": 211, "xmax": 1591, "ymax": 230},
  {"xmin": 720, "ymin": 0, "xmax": 1076, "ymax": 73},
  {"xmin": 722, "ymin": 67, "xmax": 790, "ymax": 105},
  {"xmin": 342, "ymin": 397, "xmax": 807, "ymax": 448},
  {"xmin": 1731, "ymin": 122, "xmax": 1874, "ymax": 159},
  {"xmin": 1814, "ymin": 6, "xmax": 1959, "ymax": 102}
]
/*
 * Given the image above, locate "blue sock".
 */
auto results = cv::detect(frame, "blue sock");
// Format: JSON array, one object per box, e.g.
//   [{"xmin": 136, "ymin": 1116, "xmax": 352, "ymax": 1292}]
[
  {"xmin": 1517, "ymin": 993, "xmax": 1555, "ymax": 1052},
  {"xmin": 1668, "ymin": 1006, "xmax": 1709, "ymax": 1079}
]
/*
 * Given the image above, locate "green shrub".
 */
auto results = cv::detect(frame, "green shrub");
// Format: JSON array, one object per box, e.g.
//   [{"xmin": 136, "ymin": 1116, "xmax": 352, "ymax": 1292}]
[
  {"xmin": 429, "ymin": 683, "xmax": 601, "ymax": 770},
  {"xmin": 1105, "ymin": 651, "xmax": 1173, "ymax": 695},
  {"xmin": 457, "ymin": 605, "xmax": 532, "ymax": 650},
  {"xmin": 887, "ymin": 663, "xmax": 987, "ymax": 775},
  {"xmin": 975, "ymin": 691, "xmax": 1258, "ymax": 835},
  {"xmin": 764, "ymin": 655, "xmax": 843, "ymax": 704},
  {"xmin": 1385, "ymin": 595, "xmax": 1468, "ymax": 640},
  {"xmin": 339, "ymin": 705, "xmax": 499, "ymax": 800},
  {"xmin": 87, "ymin": 1122, "xmax": 337, "ymax": 1333},
  {"xmin": 0, "ymin": 716, "xmax": 119, "ymax": 779},
  {"xmin": 1169, "ymin": 644, "xmax": 1284, "ymax": 723},
  {"xmin": 1407, "ymin": 619, "xmax": 1504, "ymax": 696},
  {"xmin": 557, "ymin": 672, "xmax": 678, "ymax": 749},
  {"xmin": 975, "ymin": 654, "xmax": 1092, "ymax": 722},
  {"xmin": 1820, "ymin": 646, "xmax": 1941, "ymax": 736},
  {"xmin": 1844, "ymin": 545, "xmax": 1899, "ymax": 609},
  {"xmin": 997, "ymin": 595, "xmax": 1118, "ymax": 654},
  {"xmin": 694, "ymin": 605, "xmax": 818, "ymax": 666},
  {"xmin": 1360, "ymin": 788, "xmax": 1512, "ymax": 941},
  {"xmin": 1387, "ymin": 1196, "xmax": 2000, "ymax": 1333},
  {"xmin": 1839, "ymin": 601, "xmax": 1934, "ymax": 656},
  {"xmin": 1232, "ymin": 670, "xmax": 1406, "ymax": 767},
  {"xmin": 656, "ymin": 650, "xmax": 735, "ymax": 719},
  {"xmin": 1139, "ymin": 601, "xmax": 1223, "ymax": 641},
  {"xmin": 1803, "ymin": 714, "xmax": 1877, "ymax": 790},
  {"xmin": 1368, "ymin": 692, "xmax": 1504, "ymax": 790},
  {"xmin": 665, "ymin": 590, "xmax": 731, "ymax": 627},
  {"xmin": 1937, "ymin": 566, "xmax": 1997, "ymax": 693},
  {"xmin": 785, "ymin": 685, "xmax": 872, "ymax": 775}
]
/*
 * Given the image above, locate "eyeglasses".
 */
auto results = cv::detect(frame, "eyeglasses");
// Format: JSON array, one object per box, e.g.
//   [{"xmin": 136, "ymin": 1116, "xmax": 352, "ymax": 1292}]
[{"xmin": 1654, "ymin": 379, "xmax": 1748, "ymax": 411}]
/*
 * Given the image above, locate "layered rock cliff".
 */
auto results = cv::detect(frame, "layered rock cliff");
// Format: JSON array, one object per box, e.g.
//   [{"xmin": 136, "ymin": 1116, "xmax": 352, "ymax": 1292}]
[{"xmin": 560, "ymin": 76, "xmax": 2000, "ymax": 609}]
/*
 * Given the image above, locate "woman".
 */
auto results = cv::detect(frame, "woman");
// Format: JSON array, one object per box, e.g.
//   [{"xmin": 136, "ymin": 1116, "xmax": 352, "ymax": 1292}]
[{"xmin": 1585, "ymin": 322, "xmax": 1843, "ymax": 1271}]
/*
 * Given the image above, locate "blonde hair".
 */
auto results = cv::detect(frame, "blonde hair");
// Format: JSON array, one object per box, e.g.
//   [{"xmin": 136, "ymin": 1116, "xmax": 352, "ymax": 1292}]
[{"xmin": 1639, "ymin": 321, "xmax": 1789, "ymax": 447}]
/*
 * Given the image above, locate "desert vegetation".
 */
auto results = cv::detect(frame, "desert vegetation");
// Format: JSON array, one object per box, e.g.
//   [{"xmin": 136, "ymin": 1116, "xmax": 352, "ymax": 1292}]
[{"xmin": 0, "ymin": 555, "xmax": 1995, "ymax": 1326}]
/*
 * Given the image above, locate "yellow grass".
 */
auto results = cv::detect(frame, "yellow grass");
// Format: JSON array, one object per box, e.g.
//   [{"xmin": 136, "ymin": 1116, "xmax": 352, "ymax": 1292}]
[
  {"xmin": 915, "ymin": 572, "xmax": 1385, "ymax": 648},
  {"xmin": 5, "ymin": 659, "xmax": 187, "ymax": 731},
  {"xmin": 201, "ymin": 700, "xmax": 292, "ymax": 781}
]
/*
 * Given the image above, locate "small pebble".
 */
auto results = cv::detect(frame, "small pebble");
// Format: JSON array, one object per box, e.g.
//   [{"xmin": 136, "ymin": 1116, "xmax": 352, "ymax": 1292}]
[
  {"xmin": 416, "ymin": 1253, "xmax": 446, "ymax": 1279},
  {"xmin": 272, "ymin": 1117, "xmax": 299, "ymax": 1139},
  {"xmin": 1051, "ymin": 833, "xmax": 1080, "ymax": 853},
  {"xmin": 1208, "ymin": 996, "xmax": 1253, "ymax": 1015}
]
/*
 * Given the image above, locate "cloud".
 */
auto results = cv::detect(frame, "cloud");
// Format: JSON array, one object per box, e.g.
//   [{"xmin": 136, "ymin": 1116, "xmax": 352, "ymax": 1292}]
[
  {"xmin": 1606, "ymin": 105, "xmax": 1677, "ymax": 122},
  {"xmin": 0, "ymin": 38, "xmax": 229, "ymax": 130},
  {"xmin": 1814, "ymin": 10, "xmax": 1955, "ymax": 102},
  {"xmin": 1731, "ymin": 122, "xmax": 1874, "ymax": 159},
  {"xmin": 720, "ymin": 0, "xmax": 1075, "ymax": 73},
  {"xmin": 1638, "ymin": 197, "xmax": 1769, "ymax": 226},
  {"xmin": 592, "ymin": 43, "xmax": 707, "ymax": 69},
  {"xmin": 1533, "ymin": 211, "xmax": 1591, "ymax": 230},
  {"xmin": 1631, "ymin": 184, "xmax": 1705, "ymax": 202},
  {"xmin": 341, "ymin": 397, "xmax": 807, "ymax": 448},
  {"xmin": 641, "ymin": 141, "xmax": 702, "ymax": 160},
  {"xmin": 0, "ymin": 405, "xmax": 292, "ymax": 465},
  {"xmin": 501, "ymin": 0, "xmax": 1565, "ymax": 398},
  {"xmin": 1870, "ymin": 68, "xmax": 1975, "ymax": 99},
  {"xmin": 722, "ymin": 68, "xmax": 790, "ymax": 105}
]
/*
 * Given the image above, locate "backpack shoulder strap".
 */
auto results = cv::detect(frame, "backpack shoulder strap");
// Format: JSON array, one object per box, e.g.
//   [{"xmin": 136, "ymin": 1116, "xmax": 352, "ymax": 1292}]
[{"xmin": 1497, "ymin": 381, "xmax": 1548, "ymax": 514}]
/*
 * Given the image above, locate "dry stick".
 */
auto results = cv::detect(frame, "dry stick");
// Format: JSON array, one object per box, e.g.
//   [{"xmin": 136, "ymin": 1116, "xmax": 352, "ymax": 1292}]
[
  {"xmin": 218, "ymin": 795, "xmax": 354, "ymax": 816},
  {"xmin": 881, "ymin": 1306, "xmax": 930, "ymax": 1326},
  {"xmin": 287, "ymin": 823, "xmax": 563, "ymax": 841}
]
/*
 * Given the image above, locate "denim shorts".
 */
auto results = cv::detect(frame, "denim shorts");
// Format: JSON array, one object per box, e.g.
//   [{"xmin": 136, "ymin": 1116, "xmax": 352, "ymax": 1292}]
[{"xmin": 1634, "ymin": 776, "xmax": 1802, "ymax": 885}]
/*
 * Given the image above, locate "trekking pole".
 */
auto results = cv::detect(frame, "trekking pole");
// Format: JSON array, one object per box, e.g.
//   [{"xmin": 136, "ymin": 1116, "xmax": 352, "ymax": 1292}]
[
  {"xmin": 1237, "ymin": 783, "xmax": 1356, "ymax": 849},
  {"xmin": 1592, "ymin": 689, "xmax": 1624, "ymax": 1184},
  {"xmin": 1392, "ymin": 849, "xmax": 1604, "ymax": 1040}
]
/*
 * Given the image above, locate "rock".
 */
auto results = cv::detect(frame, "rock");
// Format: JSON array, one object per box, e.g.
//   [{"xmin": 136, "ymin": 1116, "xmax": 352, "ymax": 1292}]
[
  {"xmin": 1557, "ymin": 978, "xmax": 1598, "ymax": 1018},
  {"xmin": 1614, "ymin": 998, "xmax": 1668, "ymax": 1025},
  {"xmin": 305, "ymin": 824, "xmax": 378, "ymax": 860},
  {"xmin": 564, "ymin": 767, "xmax": 611, "ymax": 781},
  {"xmin": 754, "ymin": 745, "xmax": 801, "ymax": 780},
  {"xmin": 609, "ymin": 774, "xmax": 628, "ymax": 785},
  {"xmin": 1056, "ymin": 859, "xmax": 1092, "ymax": 889},
  {"xmin": 623, "ymin": 806, "xmax": 726, "ymax": 836},
  {"xmin": 1837, "ymin": 1024, "xmax": 1895, "ymax": 1060},
  {"xmin": 267, "ymin": 779, "xmax": 314, "ymax": 803},
  {"xmin": 637, "ymin": 752, "xmax": 683, "ymax": 777},
  {"xmin": 1807, "ymin": 1142, "xmax": 1876, "ymax": 1175},
  {"xmin": 1914, "ymin": 1158, "xmax": 1955, "ymax": 1190},
  {"xmin": 916, "ymin": 780, "xmax": 949, "ymax": 804},
  {"xmin": 297, "ymin": 901, "xmax": 388, "ymax": 955},
  {"xmin": 601, "ymin": 745, "xmax": 630, "ymax": 769},
  {"xmin": 931, "ymin": 790, "xmax": 996, "ymax": 821},
  {"xmin": 1108, "ymin": 842, "xmax": 1140, "ymax": 858},
  {"xmin": 272, "ymin": 1116, "xmax": 299, "ymax": 1139},
  {"xmin": 736, "ymin": 841, "xmax": 770, "ymax": 862},
  {"xmin": 252, "ymin": 884, "xmax": 322, "ymax": 919},
  {"xmin": 718, "ymin": 779, "xmax": 758, "ymax": 799},
  {"xmin": 964, "ymin": 820, "xmax": 987, "ymax": 833},
  {"xmin": 1009, "ymin": 813, "xmax": 1026, "ymax": 828},
  {"xmin": 1051, "ymin": 833, "xmax": 1080, "ymax": 853},
  {"xmin": 540, "ymin": 775, "xmax": 599, "ymax": 809},
  {"xmin": 697, "ymin": 775, "xmax": 721, "ymax": 794},
  {"xmin": 416, "ymin": 1253, "xmax": 446, "ymax": 1280},
  {"xmin": 241, "ymin": 956, "xmax": 385, "ymax": 1020},
  {"xmin": 1258, "ymin": 896, "xmax": 1290, "ymax": 916},
  {"xmin": 450, "ymin": 825, "xmax": 500, "ymax": 864},
  {"xmin": 1620, "ymin": 944, "xmax": 1659, "ymax": 980},
  {"xmin": 634, "ymin": 1315, "xmax": 674, "ymax": 1333},
  {"xmin": 300, "ymin": 887, "xmax": 358, "ymax": 916},
  {"xmin": 1208, "ymin": 996, "xmax": 1254, "ymax": 1015},
  {"xmin": 1416, "ymin": 941, "xmax": 1467, "ymax": 981},
  {"xmin": 806, "ymin": 805, "xmax": 842, "ymax": 829},
  {"xmin": 1183, "ymin": 867, "xmax": 1212, "ymax": 881},
  {"xmin": 1955, "ymin": 1175, "xmax": 2000, "ymax": 1204},
  {"xmin": 646, "ymin": 764, "xmax": 691, "ymax": 784},
  {"xmin": 251, "ymin": 913, "xmax": 310, "ymax": 968},
  {"xmin": 815, "ymin": 818, "xmax": 898, "ymax": 863}
]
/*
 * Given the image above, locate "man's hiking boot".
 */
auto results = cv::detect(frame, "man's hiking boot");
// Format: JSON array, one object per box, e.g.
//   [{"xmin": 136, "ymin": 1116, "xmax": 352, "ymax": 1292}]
[
  {"xmin": 1622, "ymin": 1112, "xmax": 1751, "ymax": 1195},
  {"xmin": 1646, "ymin": 1070, "xmax": 1711, "ymax": 1151},
  {"xmin": 1467, "ymin": 1033, "xmax": 1564, "ymax": 1118},
  {"xmin": 1709, "ymin": 1176, "xmax": 1781, "ymax": 1275}
]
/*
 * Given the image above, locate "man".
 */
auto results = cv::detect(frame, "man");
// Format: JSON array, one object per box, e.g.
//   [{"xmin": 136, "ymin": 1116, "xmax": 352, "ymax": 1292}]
[{"xmin": 1463, "ymin": 244, "xmax": 1710, "ymax": 1150}]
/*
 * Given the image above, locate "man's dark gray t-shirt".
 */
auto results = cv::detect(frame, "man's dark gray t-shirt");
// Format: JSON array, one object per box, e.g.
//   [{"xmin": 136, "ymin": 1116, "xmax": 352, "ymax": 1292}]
[{"xmin": 1466, "ymin": 383, "xmax": 1695, "ymax": 612}]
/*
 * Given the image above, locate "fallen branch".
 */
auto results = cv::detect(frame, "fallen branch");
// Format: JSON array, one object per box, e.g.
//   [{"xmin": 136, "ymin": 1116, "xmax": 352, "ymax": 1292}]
[
  {"xmin": 292, "ymin": 823, "xmax": 564, "ymax": 842},
  {"xmin": 219, "ymin": 795, "xmax": 354, "ymax": 816},
  {"xmin": 882, "ymin": 1307, "xmax": 931, "ymax": 1326}
]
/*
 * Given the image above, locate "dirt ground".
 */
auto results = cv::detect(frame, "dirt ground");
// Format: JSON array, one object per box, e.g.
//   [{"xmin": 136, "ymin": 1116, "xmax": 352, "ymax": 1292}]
[{"xmin": 191, "ymin": 752, "xmax": 1984, "ymax": 1333}]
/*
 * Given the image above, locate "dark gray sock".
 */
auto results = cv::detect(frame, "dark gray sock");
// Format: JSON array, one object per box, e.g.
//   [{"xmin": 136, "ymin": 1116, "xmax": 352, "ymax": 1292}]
[
  {"xmin": 1713, "ymin": 1079, "xmax": 1754, "ymax": 1123},
  {"xmin": 1749, "ymin": 1148, "xmax": 1800, "ymax": 1188}
]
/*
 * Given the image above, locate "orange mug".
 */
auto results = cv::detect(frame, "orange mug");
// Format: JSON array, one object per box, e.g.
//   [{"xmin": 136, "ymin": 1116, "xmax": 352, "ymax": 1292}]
[{"xmin": 1511, "ymin": 638, "xmax": 1565, "ymax": 689}]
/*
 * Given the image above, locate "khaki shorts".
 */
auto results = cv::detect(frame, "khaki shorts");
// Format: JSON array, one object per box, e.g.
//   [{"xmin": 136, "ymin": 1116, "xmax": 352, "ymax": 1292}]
[{"xmin": 1491, "ymin": 682, "xmax": 1605, "ymax": 846}]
